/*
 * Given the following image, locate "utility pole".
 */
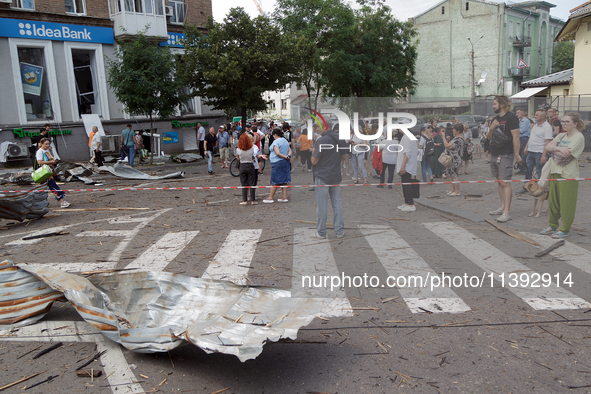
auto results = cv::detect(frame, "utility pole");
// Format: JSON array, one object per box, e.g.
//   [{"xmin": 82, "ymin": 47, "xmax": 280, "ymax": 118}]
[{"xmin": 468, "ymin": 35, "xmax": 483, "ymax": 115}]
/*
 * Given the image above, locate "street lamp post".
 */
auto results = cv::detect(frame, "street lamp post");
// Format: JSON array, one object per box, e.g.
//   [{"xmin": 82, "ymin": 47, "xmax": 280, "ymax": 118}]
[{"xmin": 468, "ymin": 35, "xmax": 483, "ymax": 115}]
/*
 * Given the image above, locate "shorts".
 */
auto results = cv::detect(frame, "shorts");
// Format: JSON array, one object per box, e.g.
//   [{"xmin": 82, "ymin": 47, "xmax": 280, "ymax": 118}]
[
  {"xmin": 219, "ymin": 146, "xmax": 230, "ymax": 160},
  {"xmin": 490, "ymin": 154, "xmax": 514, "ymax": 180}
]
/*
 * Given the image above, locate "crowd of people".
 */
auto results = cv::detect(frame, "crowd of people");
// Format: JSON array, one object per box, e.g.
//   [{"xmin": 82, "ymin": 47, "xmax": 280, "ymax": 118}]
[
  {"xmin": 225, "ymin": 96, "xmax": 584, "ymax": 239},
  {"xmin": 28, "ymin": 95, "xmax": 585, "ymax": 238}
]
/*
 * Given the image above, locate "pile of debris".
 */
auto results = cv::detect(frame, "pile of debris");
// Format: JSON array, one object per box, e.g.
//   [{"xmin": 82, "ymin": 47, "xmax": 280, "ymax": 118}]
[
  {"xmin": 0, "ymin": 185, "xmax": 49, "ymax": 221},
  {"xmin": 0, "ymin": 261, "xmax": 329, "ymax": 362}
]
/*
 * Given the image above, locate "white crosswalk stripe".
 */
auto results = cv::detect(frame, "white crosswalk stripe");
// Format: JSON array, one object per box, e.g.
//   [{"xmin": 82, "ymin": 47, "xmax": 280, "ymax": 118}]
[
  {"xmin": 292, "ymin": 228, "xmax": 353, "ymax": 317},
  {"xmin": 201, "ymin": 229, "xmax": 262, "ymax": 284},
  {"xmin": 523, "ymin": 232, "xmax": 591, "ymax": 276},
  {"xmin": 359, "ymin": 225, "xmax": 471, "ymax": 313},
  {"xmin": 125, "ymin": 231, "xmax": 200, "ymax": 272},
  {"xmin": 424, "ymin": 222, "xmax": 591, "ymax": 311}
]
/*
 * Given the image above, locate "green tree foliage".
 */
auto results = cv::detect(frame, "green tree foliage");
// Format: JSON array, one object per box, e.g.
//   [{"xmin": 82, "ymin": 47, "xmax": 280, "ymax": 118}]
[
  {"xmin": 552, "ymin": 41, "xmax": 574, "ymax": 73},
  {"xmin": 106, "ymin": 32, "xmax": 188, "ymax": 165},
  {"xmin": 322, "ymin": 0, "xmax": 418, "ymax": 113},
  {"xmin": 180, "ymin": 8, "xmax": 297, "ymax": 128},
  {"xmin": 274, "ymin": 0, "xmax": 353, "ymax": 110}
]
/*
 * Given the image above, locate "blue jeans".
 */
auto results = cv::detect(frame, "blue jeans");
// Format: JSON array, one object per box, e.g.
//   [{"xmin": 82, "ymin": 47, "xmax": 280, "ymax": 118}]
[
  {"xmin": 421, "ymin": 155, "xmax": 433, "ymax": 182},
  {"xmin": 518, "ymin": 136, "xmax": 529, "ymax": 171},
  {"xmin": 206, "ymin": 151, "xmax": 213, "ymax": 172},
  {"xmin": 315, "ymin": 178, "xmax": 344, "ymax": 237},
  {"xmin": 126, "ymin": 145, "xmax": 135, "ymax": 166},
  {"xmin": 47, "ymin": 177, "xmax": 65, "ymax": 201},
  {"xmin": 526, "ymin": 151, "xmax": 543, "ymax": 179}
]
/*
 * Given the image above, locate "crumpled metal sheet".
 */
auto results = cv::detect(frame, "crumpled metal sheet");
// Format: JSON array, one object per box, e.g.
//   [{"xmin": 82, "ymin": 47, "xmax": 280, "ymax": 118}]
[
  {"xmin": 0, "ymin": 186, "xmax": 49, "ymax": 221},
  {"xmin": 0, "ymin": 261, "xmax": 64, "ymax": 327},
  {"xmin": 10, "ymin": 263, "xmax": 329, "ymax": 362},
  {"xmin": 101, "ymin": 162, "xmax": 184, "ymax": 180},
  {"xmin": 173, "ymin": 153, "xmax": 202, "ymax": 162},
  {"xmin": 0, "ymin": 171, "xmax": 33, "ymax": 185}
]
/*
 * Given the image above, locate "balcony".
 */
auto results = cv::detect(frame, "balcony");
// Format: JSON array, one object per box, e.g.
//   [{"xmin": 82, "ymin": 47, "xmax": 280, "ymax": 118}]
[
  {"xmin": 512, "ymin": 36, "xmax": 532, "ymax": 47},
  {"xmin": 508, "ymin": 67, "xmax": 530, "ymax": 77},
  {"xmin": 109, "ymin": 0, "xmax": 167, "ymax": 38}
]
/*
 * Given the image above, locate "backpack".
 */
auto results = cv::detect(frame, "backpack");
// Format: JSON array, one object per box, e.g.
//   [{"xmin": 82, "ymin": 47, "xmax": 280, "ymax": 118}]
[{"xmin": 423, "ymin": 136, "xmax": 435, "ymax": 156}]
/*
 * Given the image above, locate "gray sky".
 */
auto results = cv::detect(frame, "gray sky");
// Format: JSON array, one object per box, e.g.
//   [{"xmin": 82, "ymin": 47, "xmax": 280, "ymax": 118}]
[{"xmin": 212, "ymin": 0, "xmax": 581, "ymax": 23}]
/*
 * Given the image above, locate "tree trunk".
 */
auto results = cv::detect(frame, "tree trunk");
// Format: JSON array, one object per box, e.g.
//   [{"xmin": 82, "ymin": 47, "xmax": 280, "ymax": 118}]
[
  {"xmin": 149, "ymin": 114, "xmax": 154, "ymax": 166},
  {"xmin": 241, "ymin": 106, "xmax": 247, "ymax": 133}
]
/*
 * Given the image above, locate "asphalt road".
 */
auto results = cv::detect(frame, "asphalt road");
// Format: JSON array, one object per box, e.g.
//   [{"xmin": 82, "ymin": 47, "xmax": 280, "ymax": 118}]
[{"xmin": 1, "ymin": 155, "xmax": 591, "ymax": 393}]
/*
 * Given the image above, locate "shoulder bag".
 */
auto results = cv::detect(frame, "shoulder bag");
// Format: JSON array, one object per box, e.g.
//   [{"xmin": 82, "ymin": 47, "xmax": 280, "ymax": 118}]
[
  {"xmin": 438, "ymin": 151, "xmax": 452, "ymax": 167},
  {"xmin": 491, "ymin": 127, "xmax": 512, "ymax": 148}
]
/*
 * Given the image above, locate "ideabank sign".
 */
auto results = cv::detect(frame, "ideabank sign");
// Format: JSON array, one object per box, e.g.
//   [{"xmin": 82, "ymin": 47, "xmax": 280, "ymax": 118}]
[{"xmin": 0, "ymin": 18, "xmax": 114, "ymax": 44}]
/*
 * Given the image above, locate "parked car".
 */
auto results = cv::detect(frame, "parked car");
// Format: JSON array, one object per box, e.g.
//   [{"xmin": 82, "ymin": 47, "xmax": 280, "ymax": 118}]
[
  {"xmin": 472, "ymin": 115, "xmax": 486, "ymax": 125},
  {"xmin": 452, "ymin": 115, "xmax": 480, "ymax": 138}
]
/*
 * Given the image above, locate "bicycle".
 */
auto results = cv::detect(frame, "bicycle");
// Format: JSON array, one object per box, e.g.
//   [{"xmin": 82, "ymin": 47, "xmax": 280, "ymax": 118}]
[{"xmin": 229, "ymin": 157, "xmax": 266, "ymax": 177}]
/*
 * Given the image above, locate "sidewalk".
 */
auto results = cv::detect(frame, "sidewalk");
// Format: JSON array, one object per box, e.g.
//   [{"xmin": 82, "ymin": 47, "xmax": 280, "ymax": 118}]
[{"xmin": 415, "ymin": 151, "xmax": 591, "ymax": 244}]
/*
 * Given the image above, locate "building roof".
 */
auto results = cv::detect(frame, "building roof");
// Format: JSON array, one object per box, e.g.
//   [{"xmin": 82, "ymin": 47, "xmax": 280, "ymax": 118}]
[
  {"xmin": 290, "ymin": 95, "xmax": 309, "ymax": 106},
  {"xmin": 556, "ymin": 1, "xmax": 591, "ymax": 41},
  {"xmin": 412, "ymin": 0, "xmax": 500, "ymax": 20},
  {"xmin": 520, "ymin": 68, "xmax": 573, "ymax": 87}
]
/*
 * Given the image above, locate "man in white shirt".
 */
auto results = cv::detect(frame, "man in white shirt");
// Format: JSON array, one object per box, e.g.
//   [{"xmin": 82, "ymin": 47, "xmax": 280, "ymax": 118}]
[
  {"xmin": 396, "ymin": 133, "xmax": 418, "ymax": 211},
  {"xmin": 90, "ymin": 126, "xmax": 103, "ymax": 167},
  {"xmin": 197, "ymin": 122, "xmax": 205, "ymax": 158},
  {"xmin": 524, "ymin": 108, "xmax": 553, "ymax": 180}
]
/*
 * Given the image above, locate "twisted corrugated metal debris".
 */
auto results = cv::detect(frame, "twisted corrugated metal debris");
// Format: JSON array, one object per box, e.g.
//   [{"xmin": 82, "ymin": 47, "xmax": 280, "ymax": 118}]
[{"xmin": 0, "ymin": 261, "xmax": 329, "ymax": 361}]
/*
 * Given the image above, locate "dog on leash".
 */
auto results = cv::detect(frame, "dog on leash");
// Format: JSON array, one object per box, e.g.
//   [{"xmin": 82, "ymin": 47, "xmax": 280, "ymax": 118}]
[{"xmin": 523, "ymin": 181, "xmax": 548, "ymax": 217}]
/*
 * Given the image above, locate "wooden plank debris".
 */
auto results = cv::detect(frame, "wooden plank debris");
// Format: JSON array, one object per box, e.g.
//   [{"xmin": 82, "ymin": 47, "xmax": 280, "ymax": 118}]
[
  {"xmin": 535, "ymin": 240, "xmax": 565, "ymax": 257},
  {"xmin": 76, "ymin": 370, "xmax": 103, "ymax": 378},
  {"xmin": 484, "ymin": 219, "xmax": 540, "ymax": 246},
  {"xmin": 0, "ymin": 370, "xmax": 47, "ymax": 391},
  {"xmin": 22, "ymin": 231, "xmax": 68, "ymax": 241},
  {"xmin": 32, "ymin": 342, "xmax": 63, "ymax": 359}
]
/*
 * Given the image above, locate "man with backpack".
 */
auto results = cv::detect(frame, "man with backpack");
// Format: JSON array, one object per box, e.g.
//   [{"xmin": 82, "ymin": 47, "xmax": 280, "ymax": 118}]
[{"xmin": 419, "ymin": 126, "xmax": 435, "ymax": 182}]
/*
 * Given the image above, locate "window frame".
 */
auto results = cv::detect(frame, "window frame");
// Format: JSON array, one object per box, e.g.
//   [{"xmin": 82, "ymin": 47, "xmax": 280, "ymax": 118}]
[
  {"xmin": 11, "ymin": 0, "xmax": 35, "ymax": 10},
  {"xmin": 65, "ymin": 0, "xmax": 86, "ymax": 15},
  {"xmin": 169, "ymin": 0, "xmax": 187, "ymax": 24},
  {"xmin": 64, "ymin": 42, "xmax": 111, "ymax": 121},
  {"xmin": 8, "ymin": 38, "xmax": 62, "ymax": 125}
]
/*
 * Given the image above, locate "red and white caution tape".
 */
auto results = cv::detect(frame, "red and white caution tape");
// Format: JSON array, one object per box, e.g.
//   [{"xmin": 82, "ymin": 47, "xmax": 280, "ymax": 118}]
[{"xmin": 1, "ymin": 177, "xmax": 591, "ymax": 194}]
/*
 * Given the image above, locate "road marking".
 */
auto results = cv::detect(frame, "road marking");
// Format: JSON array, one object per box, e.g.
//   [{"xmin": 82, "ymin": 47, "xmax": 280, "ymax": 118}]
[
  {"xmin": 124, "ymin": 231, "xmax": 200, "ymax": 272},
  {"xmin": 292, "ymin": 228, "xmax": 352, "ymax": 317},
  {"xmin": 76, "ymin": 210, "xmax": 170, "ymax": 264},
  {"xmin": 6, "ymin": 226, "xmax": 72, "ymax": 246},
  {"xmin": 0, "ymin": 209, "xmax": 172, "ymax": 243},
  {"xmin": 0, "ymin": 320, "xmax": 144, "ymax": 394},
  {"xmin": 359, "ymin": 225, "xmax": 471, "ymax": 313},
  {"xmin": 201, "ymin": 229, "xmax": 262, "ymax": 285},
  {"xmin": 425, "ymin": 222, "xmax": 590, "ymax": 310},
  {"xmin": 523, "ymin": 232, "xmax": 591, "ymax": 275}
]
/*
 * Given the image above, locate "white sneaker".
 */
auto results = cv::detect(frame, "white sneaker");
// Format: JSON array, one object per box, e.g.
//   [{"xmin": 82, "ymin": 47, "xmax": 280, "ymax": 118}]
[
  {"xmin": 398, "ymin": 205, "xmax": 416, "ymax": 212},
  {"xmin": 336, "ymin": 232, "xmax": 345, "ymax": 238},
  {"xmin": 60, "ymin": 200, "xmax": 71, "ymax": 208},
  {"xmin": 310, "ymin": 232, "xmax": 327, "ymax": 239},
  {"xmin": 489, "ymin": 207, "xmax": 504, "ymax": 215},
  {"xmin": 397, "ymin": 204, "xmax": 406, "ymax": 210},
  {"xmin": 496, "ymin": 212, "xmax": 511, "ymax": 222}
]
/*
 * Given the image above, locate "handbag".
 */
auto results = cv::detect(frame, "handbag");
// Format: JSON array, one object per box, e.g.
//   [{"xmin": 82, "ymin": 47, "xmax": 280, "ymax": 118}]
[
  {"xmin": 32, "ymin": 164, "xmax": 53, "ymax": 183},
  {"xmin": 551, "ymin": 134, "xmax": 575, "ymax": 166},
  {"xmin": 491, "ymin": 127, "xmax": 512, "ymax": 148},
  {"xmin": 438, "ymin": 151, "xmax": 452, "ymax": 167}
]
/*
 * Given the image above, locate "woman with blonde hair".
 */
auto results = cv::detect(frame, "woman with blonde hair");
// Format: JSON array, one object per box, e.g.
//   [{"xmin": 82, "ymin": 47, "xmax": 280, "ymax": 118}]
[
  {"xmin": 36, "ymin": 138, "xmax": 71, "ymax": 208},
  {"xmin": 540, "ymin": 112, "xmax": 585, "ymax": 238}
]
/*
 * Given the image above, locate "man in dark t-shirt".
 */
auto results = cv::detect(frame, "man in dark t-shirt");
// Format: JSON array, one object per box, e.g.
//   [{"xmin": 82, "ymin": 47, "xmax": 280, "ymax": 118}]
[
  {"xmin": 310, "ymin": 124, "xmax": 347, "ymax": 239},
  {"xmin": 547, "ymin": 108, "xmax": 563, "ymax": 137},
  {"xmin": 486, "ymin": 96, "xmax": 522, "ymax": 223},
  {"xmin": 204, "ymin": 127, "xmax": 217, "ymax": 175}
]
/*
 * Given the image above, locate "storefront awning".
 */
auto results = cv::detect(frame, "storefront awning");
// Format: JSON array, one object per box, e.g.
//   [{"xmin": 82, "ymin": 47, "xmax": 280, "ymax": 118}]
[{"xmin": 510, "ymin": 87, "xmax": 547, "ymax": 99}]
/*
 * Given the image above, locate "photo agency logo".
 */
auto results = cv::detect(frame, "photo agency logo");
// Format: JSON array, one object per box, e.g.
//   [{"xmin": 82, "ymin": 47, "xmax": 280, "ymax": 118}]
[{"xmin": 302, "ymin": 105, "xmax": 418, "ymax": 154}]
